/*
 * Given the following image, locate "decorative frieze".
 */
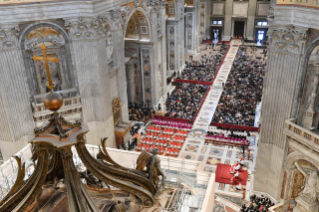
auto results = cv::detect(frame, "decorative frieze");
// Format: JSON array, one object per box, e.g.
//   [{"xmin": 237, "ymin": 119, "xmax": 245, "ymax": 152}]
[
  {"xmin": 65, "ymin": 8, "xmax": 129, "ymax": 40},
  {"xmin": 199, "ymin": 3, "xmax": 205, "ymax": 36},
  {"xmin": 186, "ymin": 13, "xmax": 193, "ymax": 50},
  {"xmin": 0, "ymin": 25, "xmax": 20, "ymax": 50}
]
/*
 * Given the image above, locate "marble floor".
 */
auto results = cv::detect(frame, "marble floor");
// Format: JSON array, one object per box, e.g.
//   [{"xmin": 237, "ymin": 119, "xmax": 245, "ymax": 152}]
[
  {"xmin": 134, "ymin": 40, "xmax": 267, "ymax": 211},
  {"xmin": 177, "ymin": 40, "xmax": 264, "ymax": 211}
]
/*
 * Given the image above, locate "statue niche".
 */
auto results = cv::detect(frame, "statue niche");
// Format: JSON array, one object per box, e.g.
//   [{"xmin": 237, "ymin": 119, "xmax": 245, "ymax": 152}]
[
  {"xmin": 24, "ymin": 26, "xmax": 71, "ymax": 94},
  {"xmin": 293, "ymin": 161, "xmax": 319, "ymax": 212},
  {"xmin": 294, "ymin": 161, "xmax": 319, "ymax": 202}
]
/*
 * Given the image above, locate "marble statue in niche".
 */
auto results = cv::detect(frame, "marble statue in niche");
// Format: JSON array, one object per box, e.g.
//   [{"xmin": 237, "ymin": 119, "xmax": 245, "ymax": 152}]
[
  {"xmin": 294, "ymin": 161, "xmax": 319, "ymax": 202},
  {"xmin": 106, "ymin": 30, "xmax": 114, "ymax": 63}
]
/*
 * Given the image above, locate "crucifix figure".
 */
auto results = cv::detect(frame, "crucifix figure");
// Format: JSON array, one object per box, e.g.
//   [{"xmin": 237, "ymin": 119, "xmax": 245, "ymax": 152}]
[{"xmin": 32, "ymin": 43, "xmax": 59, "ymax": 91}]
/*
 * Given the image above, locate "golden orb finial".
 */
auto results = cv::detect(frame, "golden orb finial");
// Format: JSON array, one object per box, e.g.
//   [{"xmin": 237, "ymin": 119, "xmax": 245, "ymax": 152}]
[{"xmin": 44, "ymin": 91, "xmax": 63, "ymax": 111}]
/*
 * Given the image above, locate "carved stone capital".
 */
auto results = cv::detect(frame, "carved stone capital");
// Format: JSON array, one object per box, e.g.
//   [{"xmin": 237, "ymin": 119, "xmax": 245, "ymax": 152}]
[
  {"xmin": 268, "ymin": 25, "xmax": 308, "ymax": 54},
  {"xmin": 147, "ymin": 0, "xmax": 165, "ymax": 11},
  {"xmin": 65, "ymin": 17, "xmax": 108, "ymax": 41},
  {"xmin": 107, "ymin": 6, "xmax": 130, "ymax": 31},
  {"xmin": 0, "ymin": 25, "xmax": 20, "ymax": 50}
]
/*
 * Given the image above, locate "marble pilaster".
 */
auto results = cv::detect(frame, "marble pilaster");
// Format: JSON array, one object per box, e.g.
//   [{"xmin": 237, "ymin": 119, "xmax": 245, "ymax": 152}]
[
  {"xmin": 246, "ymin": 0, "xmax": 257, "ymax": 40},
  {"xmin": 0, "ymin": 24, "xmax": 35, "ymax": 159},
  {"xmin": 223, "ymin": 0, "xmax": 234, "ymax": 40},
  {"xmin": 254, "ymin": 25, "xmax": 308, "ymax": 200}
]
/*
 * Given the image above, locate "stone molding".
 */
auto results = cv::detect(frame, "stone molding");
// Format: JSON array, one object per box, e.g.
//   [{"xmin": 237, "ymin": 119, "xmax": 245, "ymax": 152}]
[
  {"xmin": 285, "ymin": 147, "xmax": 319, "ymax": 170},
  {"xmin": 268, "ymin": 25, "xmax": 308, "ymax": 54},
  {"xmin": 0, "ymin": 25, "xmax": 20, "ymax": 50}
]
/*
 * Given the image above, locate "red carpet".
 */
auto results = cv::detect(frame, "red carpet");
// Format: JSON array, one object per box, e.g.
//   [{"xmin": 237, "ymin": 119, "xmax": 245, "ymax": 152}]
[{"xmin": 215, "ymin": 164, "xmax": 248, "ymax": 185}]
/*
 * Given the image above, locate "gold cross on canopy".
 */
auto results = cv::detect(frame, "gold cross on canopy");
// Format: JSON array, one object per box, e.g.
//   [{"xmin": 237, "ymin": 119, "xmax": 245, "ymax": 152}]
[{"xmin": 32, "ymin": 43, "xmax": 59, "ymax": 91}]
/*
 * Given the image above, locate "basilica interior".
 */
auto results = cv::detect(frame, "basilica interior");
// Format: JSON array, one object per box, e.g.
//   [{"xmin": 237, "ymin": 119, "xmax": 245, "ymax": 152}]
[{"xmin": 0, "ymin": 0, "xmax": 319, "ymax": 211}]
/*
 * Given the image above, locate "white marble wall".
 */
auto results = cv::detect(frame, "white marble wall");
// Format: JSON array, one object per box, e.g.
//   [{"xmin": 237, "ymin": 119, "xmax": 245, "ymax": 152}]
[{"xmin": 0, "ymin": 0, "xmax": 167, "ymax": 160}]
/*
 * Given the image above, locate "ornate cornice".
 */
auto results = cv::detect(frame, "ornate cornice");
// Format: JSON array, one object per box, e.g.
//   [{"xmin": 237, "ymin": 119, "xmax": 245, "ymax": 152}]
[
  {"xmin": 0, "ymin": 25, "xmax": 20, "ymax": 50},
  {"xmin": 268, "ymin": 25, "xmax": 308, "ymax": 54},
  {"xmin": 65, "ymin": 8, "xmax": 129, "ymax": 41}
]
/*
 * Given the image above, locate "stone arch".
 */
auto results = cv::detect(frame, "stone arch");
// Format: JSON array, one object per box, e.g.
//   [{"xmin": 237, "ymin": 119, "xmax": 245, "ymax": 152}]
[
  {"xmin": 285, "ymin": 151, "xmax": 319, "ymax": 170},
  {"xmin": 293, "ymin": 33, "xmax": 319, "ymax": 128},
  {"xmin": 19, "ymin": 22, "xmax": 76, "ymax": 97},
  {"xmin": 281, "ymin": 150, "xmax": 319, "ymax": 201},
  {"xmin": 293, "ymin": 32, "xmax": 319, "ymax": 119},
  {"xmin": 124, "ymin": 7, "xmax": 152, "ymax": 41}
]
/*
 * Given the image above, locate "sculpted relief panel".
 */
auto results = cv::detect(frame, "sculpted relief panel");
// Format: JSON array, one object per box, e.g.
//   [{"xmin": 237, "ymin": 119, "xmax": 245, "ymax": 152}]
[
  {"xmin": 186, "ymin": 13, "xmax": 193, "ymax": 50},
  {"xmin": 168, "ymin": 25, "xmax": 176, "ymax": 71},
  {"xmin": 142, "ymin": 49, "xmax": 152, "ymax": 104}
]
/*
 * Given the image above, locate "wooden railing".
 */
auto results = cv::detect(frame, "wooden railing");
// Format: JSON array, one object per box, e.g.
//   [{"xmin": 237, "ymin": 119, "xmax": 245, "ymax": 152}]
[{"xmin": 285, "ymin": 118, "xmax": 319, "ymax": 151}]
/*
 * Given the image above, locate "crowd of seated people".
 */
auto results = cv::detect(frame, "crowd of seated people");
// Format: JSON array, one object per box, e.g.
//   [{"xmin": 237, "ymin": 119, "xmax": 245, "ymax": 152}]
[
  {"xmin": 213, "ymin": 46, "xmax": 266, "ymax": 127},
  {"xmin": 205, "ymin": 131, "xmax": 249, "ymax": 146},
  {"xmin": 240, "ymin": 194, "xmax": 274, "ymax": 212},
  {"xmin": 135, "ymin": 123, "xmax": 189, "ymax": 157},
  {"xmin": 152, "ymin": 119, "xmax": 192, "ymax": 129},
  {"xmin": 165, "ymin": 83, "xmax": 208, "ymax": 120},
  {"xmin": 177, "ymin": 45, "xmax": 228, "ymax": 82},
  {"xmin": 129, "ymin": 102, "xmax": 154, "ymax": 122},
  {"xmin": 213, "ymin": 126, "xmax": 252, "ymax": 135}
]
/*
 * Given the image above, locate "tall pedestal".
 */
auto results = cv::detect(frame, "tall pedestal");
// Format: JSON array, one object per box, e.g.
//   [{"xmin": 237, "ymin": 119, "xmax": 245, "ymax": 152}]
[{"xmin": 293, "ymin": 196, "xmax": 319, "ymax": 212}]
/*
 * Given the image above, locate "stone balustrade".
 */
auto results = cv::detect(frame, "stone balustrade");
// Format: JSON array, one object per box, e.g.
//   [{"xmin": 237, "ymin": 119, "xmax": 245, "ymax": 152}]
[{"xmin": 284, "ymin": 118, "xmax": 319, "ymax": 152}]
